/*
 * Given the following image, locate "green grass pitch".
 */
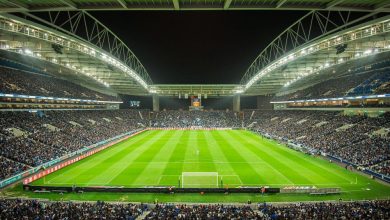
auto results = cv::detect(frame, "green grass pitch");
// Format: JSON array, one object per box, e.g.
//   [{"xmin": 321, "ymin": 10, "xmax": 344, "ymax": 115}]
[{"xmin": 24, "ymin": 129, "xmax": 390, "ymax": 202}]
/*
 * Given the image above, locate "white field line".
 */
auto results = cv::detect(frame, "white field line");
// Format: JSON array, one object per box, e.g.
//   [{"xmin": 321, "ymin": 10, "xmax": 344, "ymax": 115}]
[
  {"xmin": 237, "ymin": 175, "xmax": 244, "ymax": 185},
  {"xmin": 157, "ymin": 176, "xmax": 163, "ymax": 185}
]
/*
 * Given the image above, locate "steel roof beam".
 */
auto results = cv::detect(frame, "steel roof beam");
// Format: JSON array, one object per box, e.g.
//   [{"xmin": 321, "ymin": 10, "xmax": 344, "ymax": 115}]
[
  {"xmin": 325, "ymin": 0, "xmax": 345, "ymax": 9},
  {"xmin": 374, "ymin": 1, "xmax": 390, "ymax": 11},
  {"xmin": 224, "ymin": 0, "xmax": 232, "ymax": 9},
  {"xmin": 229, "ymin": 5, "xmax": 378, "ymax": 12},
  {"xmin": 4, "ymin": 0, "xmax": 28, "ymax": 10},
  {"xmin": 116, "ymin": 0, "xmax": 128, "ymax": 9},
  {"xmin": 276, "ymin": 0, "xmax": 288, "ymax": 9},
  {"xmin": 59, "ymin": 0, "xmax": 78, "ymax": 9},
  {"xmin": 172, "ymin": 0, "xmax": 180, "ymax": 10}
]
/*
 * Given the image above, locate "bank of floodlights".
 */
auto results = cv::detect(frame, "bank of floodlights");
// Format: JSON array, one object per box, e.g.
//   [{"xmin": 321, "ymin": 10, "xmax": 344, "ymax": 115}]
[
  {"xmin": 0, "ymin": 17, "xmax": 151, "ymax": 92},
  {"xmin": 245, "ymin": 19, "xmax": 390, "ymax": 92}
]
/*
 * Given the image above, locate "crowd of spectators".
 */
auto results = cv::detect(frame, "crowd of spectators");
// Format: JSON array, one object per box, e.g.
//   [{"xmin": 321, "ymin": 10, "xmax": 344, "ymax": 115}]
[
  {"xmin": 0, "ymin": 199, "xmax": 388, "ymax": 219},
  {"xmin": 0, "ymin": 199, "xmax": 147, "ymax": 220},
  {"xmin": 0, "ymin": 110, "xmax": 147, "ymax": 180},
  {"xmin": 0, "ymin": 66, "xmax": 119, "ymax": 101},
  {"xmin": 145, "ymin": 200, "xmax": 390, "ymax": 219},
  {"xmin": 246, "ymin": 110, "xmax": 390, "ymax": 177},
  {"xmin": 370, "ymin": 160, "xmax": 390, "ymax": 177},
  {"xmin": 151, "ymin": 110, "xmax": 241, "ymax": 128},
  {"xmin": 260, "ymin": 200, "xmax": 390, "ymax": 219},
  {"xmin": 274, "ymin": 59, "xmax": 390, "ymax": 101},
  {"xmin": 145, "ymin": 204, "xmax": 258, "ymax": 219},
  {"xmin": 0, "ymin": 156, "xmax": 29, "ymax": 180}
]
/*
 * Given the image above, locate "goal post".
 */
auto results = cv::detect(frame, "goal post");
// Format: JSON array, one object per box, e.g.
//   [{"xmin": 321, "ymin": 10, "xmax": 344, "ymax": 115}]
[{"xmin": 181, "ymin": 172, "xmax": 219, "ymax": 188}]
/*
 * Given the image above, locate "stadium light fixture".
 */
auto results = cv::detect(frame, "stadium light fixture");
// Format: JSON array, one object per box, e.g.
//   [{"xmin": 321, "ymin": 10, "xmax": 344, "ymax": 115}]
[
  {"xmin": 364, "ymin": 49, "xmax": 372, "ymax": 55},
  {"xmin": 24, "ymin": 48, "xmax": 32, "ymax": 55}
]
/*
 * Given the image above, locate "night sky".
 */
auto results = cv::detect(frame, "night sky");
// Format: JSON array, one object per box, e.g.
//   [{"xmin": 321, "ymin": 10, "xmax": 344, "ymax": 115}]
[{"xmin": 91, "ymin": 11, "xmax": 306, "ymax": 84}]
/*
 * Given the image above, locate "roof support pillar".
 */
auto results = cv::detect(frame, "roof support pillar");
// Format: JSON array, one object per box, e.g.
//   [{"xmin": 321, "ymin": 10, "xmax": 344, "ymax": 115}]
[
  {"xmin": 153, "ymin": 94, "xmax": 160, "ymax": 112},
  {"xmin": 233, "ymin": 95, "xmax": 240, "ymax": 112}
]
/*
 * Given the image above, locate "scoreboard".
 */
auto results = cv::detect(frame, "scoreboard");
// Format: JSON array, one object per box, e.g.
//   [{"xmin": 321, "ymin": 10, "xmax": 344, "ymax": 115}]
[
  {"xmin": 190, "ymin": 96, "xmax": 203, "ymax": 110},
  {"xmin": 192, "ymin": 97, "xmax": 201, "ymax": 107}
]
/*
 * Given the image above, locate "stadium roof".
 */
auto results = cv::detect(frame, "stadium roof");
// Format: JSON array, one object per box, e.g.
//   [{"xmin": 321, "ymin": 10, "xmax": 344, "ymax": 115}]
[
  {"xmin": 0, "ymin": 4, "xmax": 390, "ymax": 97},
  {"xmin": 241, "ymin": 13, "xmax": 390, "ymax": 95},
  {"xmin": 0, "ymin": 12, "xmax": 152, "ymax": 96},
  {"xmin": 1, "ymin": 0, "xmax": 390, "ymax": 12}
]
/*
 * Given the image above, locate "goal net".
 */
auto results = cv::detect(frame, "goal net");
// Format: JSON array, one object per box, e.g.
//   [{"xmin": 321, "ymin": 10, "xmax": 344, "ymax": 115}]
[{"xmin": 181, "ymin": 172, "xmax": 219, "ymax": 188}]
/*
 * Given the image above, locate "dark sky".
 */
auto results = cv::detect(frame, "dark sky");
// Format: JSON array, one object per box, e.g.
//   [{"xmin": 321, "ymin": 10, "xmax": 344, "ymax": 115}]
[{"xmin": 91, "ymin": 11, "xmax": 306, "ymax": 84}]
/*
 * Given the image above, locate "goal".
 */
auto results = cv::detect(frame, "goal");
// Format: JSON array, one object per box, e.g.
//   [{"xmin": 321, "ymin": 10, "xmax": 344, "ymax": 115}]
[{"xmin": 181, "ymin": 172, "xmax": 219, "ymax": 188}]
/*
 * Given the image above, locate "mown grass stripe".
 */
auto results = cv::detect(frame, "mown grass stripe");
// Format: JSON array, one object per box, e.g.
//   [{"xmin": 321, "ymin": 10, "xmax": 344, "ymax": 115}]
[
  {"xmin": 183, "ymin": 131, "xmax": 201, "ymax": 172},
  {"xmin": 41, "ymin": 130, "xmax": 157, "ymax": 185},
  {"xmin": 81, "ymin": 130, "xmax": 169, "ymax": 185},
  {"xmin": 211, "ymin": 131, "xmax": 269, "ymax": 185},
  {"xmin": 219, "ymin": 130, "xmax": 295, "ymax": 185},
  {"xmin": 226, "ymin": 130, "xmax": 312, "ymax": 185},
  {"xmin": 106, "ymin": 130, "xmax": 176, "ymax": 186},
  {"xmin": 160, "ymin": 131, "xmax": 191, "ymax": 177},
  {"xmin": 202, "ymin": 131, "xmax": 241, "ymax": 186},
  {"xmin": 230, "ymin": 131, "xmax": 323, "ymax": 184},
  {"xmin": 197, "ymin": 131, "xmax": 218, "ymax": 172},
  {"xmin": 131, "ymin": 130, "xmax": 184, "ymax": 186}
]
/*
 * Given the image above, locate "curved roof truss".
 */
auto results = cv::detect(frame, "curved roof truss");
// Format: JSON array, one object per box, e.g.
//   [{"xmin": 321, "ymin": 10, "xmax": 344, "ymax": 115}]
[
  {"xmin": 16, "ymin": 11, "xmax": 152, "ymax": 88},
  {"xmin": 241, "ymin": 11, "xmax": 390, "ymax": 95},
  {"xmin": 0, "ymin": 12, "xmax": 153, "ymax": 95}
]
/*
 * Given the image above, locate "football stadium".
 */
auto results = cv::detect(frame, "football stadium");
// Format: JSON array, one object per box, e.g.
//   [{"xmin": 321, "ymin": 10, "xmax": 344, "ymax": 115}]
[{"xmin": 0, "ymin": 0, "xmax": 390, "ymax": 219}]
